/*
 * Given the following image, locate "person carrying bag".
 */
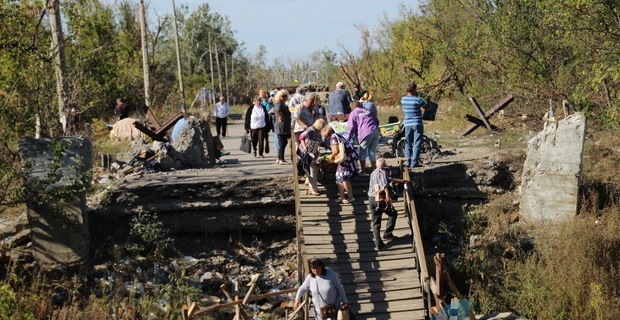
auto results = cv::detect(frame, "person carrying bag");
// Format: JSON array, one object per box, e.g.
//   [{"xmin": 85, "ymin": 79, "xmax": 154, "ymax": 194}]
[
  {"xmin": 239, "ymin": 134, "xmax": 251, "ymax": 153},
  {"xmin": 294, "ymin": 258, "xmax": 349, "ymax": 320}
]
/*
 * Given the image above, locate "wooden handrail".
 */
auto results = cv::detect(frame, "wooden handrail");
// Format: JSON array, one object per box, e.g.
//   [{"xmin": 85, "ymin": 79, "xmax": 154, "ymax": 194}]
[
  {"xmin": 402, "ymin": 166, "xmax": 473, "ymax": 319},
  {"xmin": 402, "ymin": 167, "xmax": 432, "ymax": 318},
  {"xmin": 402, "ymin": 170, "xmax": 429, "ymax": 282}
]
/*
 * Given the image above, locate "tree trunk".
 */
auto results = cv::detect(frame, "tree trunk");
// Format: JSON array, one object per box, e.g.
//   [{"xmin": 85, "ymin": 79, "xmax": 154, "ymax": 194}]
[
  {"xmin": 139, "ymin": 0, "xmax": 151, "ymax": 109},
  {"xmin": 208, "ymin": 33, "xmax": 216, "ymax": 105},
  {"xmin": 224, "ymin": 52, "xmax": 230, "ymax": 100},
  {"xmin": 215, "ymin": 42, "xmax": 223, "ymax": 98},
  {"xmin": 171, "ymin": 0, "xmax": 186, "ymax": 114},
  {"xmin": 48, "ymin": 0, "xmax": 70, "ymax": 136}
]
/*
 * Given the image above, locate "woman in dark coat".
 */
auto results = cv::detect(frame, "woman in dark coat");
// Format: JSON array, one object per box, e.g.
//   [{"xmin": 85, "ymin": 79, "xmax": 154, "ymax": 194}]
[{"xmin": 272, "ymin": 90, "xmax": 291, "ymax": 164}]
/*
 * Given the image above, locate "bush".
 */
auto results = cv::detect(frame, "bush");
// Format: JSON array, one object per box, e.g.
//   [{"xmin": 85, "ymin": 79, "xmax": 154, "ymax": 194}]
[
  {"xmin": 126, "ymin": 212, "xmax": 178, "ymax": 263},
  {"xmin": 463, "ymin": 189, "xmax": 620, "ymax": 319}
]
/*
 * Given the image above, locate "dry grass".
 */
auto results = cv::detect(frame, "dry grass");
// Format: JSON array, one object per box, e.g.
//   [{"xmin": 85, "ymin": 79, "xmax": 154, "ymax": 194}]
[{"xmin": 461, "ymin": 125, "xmax": 620, "ymax": 319}]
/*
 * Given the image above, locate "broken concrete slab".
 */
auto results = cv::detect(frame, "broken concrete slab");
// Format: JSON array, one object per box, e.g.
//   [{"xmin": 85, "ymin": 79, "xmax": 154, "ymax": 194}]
[
  {"xmin": 519, "ymin": 112, "xmax": 586, "ymax": 222},
  {"xmin": 19, "ymin": 137, "xmax": 92, "ymax": 266},
  {"xmin": 160, "ymin": 118, "xmax": 215, "ymax": 170}
]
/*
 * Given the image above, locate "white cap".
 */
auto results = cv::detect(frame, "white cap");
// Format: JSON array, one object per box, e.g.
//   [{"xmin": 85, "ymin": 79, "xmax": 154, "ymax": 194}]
[{"xmin": 336, "ymin": 81, "xmax": 344, "ymax": 87}]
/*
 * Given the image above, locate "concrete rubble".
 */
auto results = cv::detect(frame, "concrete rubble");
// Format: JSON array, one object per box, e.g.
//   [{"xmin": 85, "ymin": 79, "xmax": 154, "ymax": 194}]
[
  {"xmin": 519, "ymin": 112, "xmax": 586, "ymax": 222},
  {"xmin": 19, "ymin": 137, "xmax": 92, "ymax": 266}
]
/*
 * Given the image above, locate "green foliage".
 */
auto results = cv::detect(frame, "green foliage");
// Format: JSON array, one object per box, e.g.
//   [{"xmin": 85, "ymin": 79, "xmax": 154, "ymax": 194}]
[
  {"xmin": 0, "ymin": 284, "xmax": 35, "ymax": 320},
  {"xmin": 126, "ymin": 212, "xmax": 178, "ymax": 263}
]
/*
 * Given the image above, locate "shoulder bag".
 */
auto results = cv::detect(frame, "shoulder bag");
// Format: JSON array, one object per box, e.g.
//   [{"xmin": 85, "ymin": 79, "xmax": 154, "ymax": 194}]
[
  {"xmin": 333, "ymin": 135, "xmax": 348, "ymax": 164},
  {"xmin": 316, "ymin": 279, "xmax": 339, "ymax": 319}
]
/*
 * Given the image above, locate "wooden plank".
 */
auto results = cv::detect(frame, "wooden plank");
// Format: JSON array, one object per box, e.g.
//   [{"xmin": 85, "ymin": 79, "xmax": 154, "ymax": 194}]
[
  {"xmin": 342, "ymin": 281, "xmax": 421, "ymax": 293},
  {"xmin": 348, "ymin": 287, "xmax": 423, "ymax": 301},
  {"xmin": 352, "ymin": 309, "xmax": 426, "ymax": 320},
  {"xmin": 353, "ymin": 299, "xmax": 425, "ymax": 313},
  {"xmin": 301, "ymin": 231, "xmax": 408, "ymax": 240},
  {"xmin": 303, "ymin": 237, "xmax": 414, "ymax": 249},
  {"xmin": 133, "ymin": 121, "xmax": 169, "ymax": 142},
  {"xmin": 340, "ymin": 275, "xmax": 415, "ymax": 286},
  {"xmin": 307, "ymin": 252, "xmax": 415, "ymax": 261},
  {"xmin": 469, "ymin": 96, "xmax": 493, "ymax": 131},
  {"xmin": 313, "ymin": 260, "xmax": 417, "ymax": 271},
  {"xmin": 298, "ymin": 164, "xmax": 426, "ymax": 320}
]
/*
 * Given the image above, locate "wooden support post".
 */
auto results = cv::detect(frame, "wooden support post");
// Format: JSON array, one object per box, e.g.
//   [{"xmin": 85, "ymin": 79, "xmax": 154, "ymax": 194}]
[{"xmin": 220, "ymin": 283, "xmax": 251, "ymax": 320}]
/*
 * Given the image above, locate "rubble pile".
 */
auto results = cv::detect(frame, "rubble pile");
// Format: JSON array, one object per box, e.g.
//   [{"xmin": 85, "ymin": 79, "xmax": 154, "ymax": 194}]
[
  {"xmin": 160, "ymin": 118, "xmax": 214, "ymax": 170},
  {"xmin": 102, "ymin": 118, "xmax": 216, "ymax": 180},
  {"xmin": 89, "ymin": 236, "xmax": 299, "ymax": 317}
]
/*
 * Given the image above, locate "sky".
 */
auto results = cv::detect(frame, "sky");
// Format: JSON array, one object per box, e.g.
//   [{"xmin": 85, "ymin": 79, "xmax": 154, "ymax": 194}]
[{"xmin": 148, "ymin": 0, "xmax": 420, "ymax": 62}]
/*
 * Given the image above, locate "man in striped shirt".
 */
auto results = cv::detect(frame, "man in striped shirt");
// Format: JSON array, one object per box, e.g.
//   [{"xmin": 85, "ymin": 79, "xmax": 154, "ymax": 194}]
[{"xmin": 401, "ymin": 83, "xmax": 427, "ymax": 167}]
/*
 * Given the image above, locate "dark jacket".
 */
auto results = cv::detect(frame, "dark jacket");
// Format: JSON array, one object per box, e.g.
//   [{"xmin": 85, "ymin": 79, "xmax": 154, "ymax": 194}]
[
  {"xmin": 244, "ymin": 104, "xmax": 272, "ymax": 132},
  {"xmin": 273, "ymin": 102, "xmax": 292, "ymax": 135},
  {"xmin": 328, "ymin": 88, "xmax": 352, "ymax": 116}
]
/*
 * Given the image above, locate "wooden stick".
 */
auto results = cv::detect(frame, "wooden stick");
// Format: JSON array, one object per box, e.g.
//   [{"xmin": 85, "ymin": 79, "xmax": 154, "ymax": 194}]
[
  {"xmin": 242, "ymin": 282, "xmax": 258, "ymax": 306},
  {"xmin": 189, "ymin": 288, "xmax": 298, "ymax": 319},
  {"xmin": 234, "ymin": 280, "xmax": 240, "ymax": 320},
  {"xmin": 220, "ymin": 283, "xmax": 251, "ymax": 320},
  {"xmin": 287, "ymin": 300, "xmax": 307, "ymax": 320}
]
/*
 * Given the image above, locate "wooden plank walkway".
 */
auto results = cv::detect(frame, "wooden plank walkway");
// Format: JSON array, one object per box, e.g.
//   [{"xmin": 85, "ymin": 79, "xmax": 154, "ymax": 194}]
[{"xmin": 297, "ymin": 175, "xmax": 426, "ymax": 320}]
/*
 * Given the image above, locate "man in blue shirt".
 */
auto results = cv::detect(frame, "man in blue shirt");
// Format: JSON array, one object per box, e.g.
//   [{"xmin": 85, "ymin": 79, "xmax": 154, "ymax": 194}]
[{"xmin": 401, "ymin": 83, "xmax": 427, "ymax": 167}]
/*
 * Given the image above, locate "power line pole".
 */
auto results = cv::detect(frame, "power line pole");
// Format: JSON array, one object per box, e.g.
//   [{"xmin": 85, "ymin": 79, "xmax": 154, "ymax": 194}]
[
  {"xmin": 139, "ymin": 0, "xmax": 152, "ymax": 109},
  {"xmin": 171, "ymin": 0, "xmax": 186, "ymax": 113},
  {"xmin": 48, "ymin": 0, "xmax": 70, "ymax": 135}
]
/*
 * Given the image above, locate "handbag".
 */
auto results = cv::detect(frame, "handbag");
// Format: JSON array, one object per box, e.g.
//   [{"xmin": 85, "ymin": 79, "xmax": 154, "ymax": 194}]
[
  {"xmin": 337, "ymin": 308, "xmax": 350, "ymax": 320},
  {"xmin": 320, "ymin": 304, "xmax": 338, "ymax": 319},
  {"xmin": 239, "ymin": 134, "xmax": 251, "ymax": 153},
  {"xmin": 333, "ymin": 135, "xmax": 348, "ymax": 164},
  {"xmin": 316, "ymin": 278, "xmax": 339, "ymax": 319}
]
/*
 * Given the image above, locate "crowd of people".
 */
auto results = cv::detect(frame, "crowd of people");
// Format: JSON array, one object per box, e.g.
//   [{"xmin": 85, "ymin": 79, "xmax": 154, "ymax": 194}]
[
  {"xmin": 112, "ymin": 81, "xmax": 429, "ymax": 318},
  {"xmin": 234, "ymin": 81, "xmax": 428, "ymax": 204}
]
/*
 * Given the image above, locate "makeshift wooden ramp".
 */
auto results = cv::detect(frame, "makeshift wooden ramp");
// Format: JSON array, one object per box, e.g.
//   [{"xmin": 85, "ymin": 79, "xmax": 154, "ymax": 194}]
[{"xmin": 296, "ymin": 176, "xmax": 426, "ymax": 320}]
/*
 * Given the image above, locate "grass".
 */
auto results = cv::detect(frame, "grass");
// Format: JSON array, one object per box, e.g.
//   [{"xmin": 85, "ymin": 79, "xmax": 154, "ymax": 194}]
[{"xmin": 457, "ymin": 123, "xmax": 620, "ymax": 319}]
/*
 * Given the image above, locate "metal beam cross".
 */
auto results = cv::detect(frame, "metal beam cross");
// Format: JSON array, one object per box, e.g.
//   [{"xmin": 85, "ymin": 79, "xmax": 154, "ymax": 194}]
[{"xmin": 461, "ymin": 94, "xmax": 514, "ymax": 136}]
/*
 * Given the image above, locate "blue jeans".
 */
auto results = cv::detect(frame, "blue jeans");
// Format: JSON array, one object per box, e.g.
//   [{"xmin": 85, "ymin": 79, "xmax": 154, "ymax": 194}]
[
  {"xmin": 404, "ymin": 124, "xmax": 424, "ymax": 166},
  {"xmin": 359, "ymin": 130, "xmax": 380, "ymax": 162},
  {"xmin": 273, "ymin": 132, "xmax": 280, "ymax": 154}
]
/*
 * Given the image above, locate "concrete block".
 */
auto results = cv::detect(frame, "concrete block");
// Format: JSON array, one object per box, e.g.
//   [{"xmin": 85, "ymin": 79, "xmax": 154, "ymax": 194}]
[
  {"xmin": 19, "ymin": 137, "xmax": 92, "ymax": 266},
  {"xmin": 519, "ymin": 113, "xmax": 586, "ymax": 222}
]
